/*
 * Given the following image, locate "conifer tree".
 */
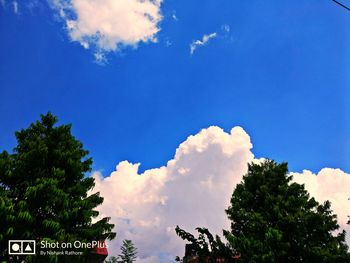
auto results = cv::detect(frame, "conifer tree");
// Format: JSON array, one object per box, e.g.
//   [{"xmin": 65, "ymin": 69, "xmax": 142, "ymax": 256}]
[
  {"xmin": 104, "ymin": 256, "xmax": 118, "ymax": 263},
  {"xmin": 117, "ymin": 240, "xmax": 137, "ymax": 263},
  {"xmin": 0, "ymin": 113, "xmax": 116, "ymax": 263}
]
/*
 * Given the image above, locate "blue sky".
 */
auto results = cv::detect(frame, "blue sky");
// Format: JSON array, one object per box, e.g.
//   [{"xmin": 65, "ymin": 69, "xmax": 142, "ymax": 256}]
[
  {"xmin": 0, "ymin": 0, "xmax": 349, "ymax": 176},
  {"xmin": 2, "ymin": 1, "xmax": 350, "ymax": 261}
]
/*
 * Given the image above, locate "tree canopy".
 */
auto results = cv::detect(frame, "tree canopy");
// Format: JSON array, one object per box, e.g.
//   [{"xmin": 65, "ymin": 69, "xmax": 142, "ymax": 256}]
[
  {"xmin": 117, "ymin": 240, "xmax": 138, "ymax": 263},
  {"xmin": 175, "ymin": 160, "xmax": 349, "ymax": 262},
  {"xmin": 224, "ymin": 160, "xmax": 349, "ymax": 263},
  {"xmin": 175, "ymin": 226, "xmax": 236, "ymax": 262},
  {"xmin": 104, "ymin": 256, "xmax": 118, "ymax": 263},
  {"xmin": 0, "ymin": 113, "xmax": 116, "ymax": 263}
]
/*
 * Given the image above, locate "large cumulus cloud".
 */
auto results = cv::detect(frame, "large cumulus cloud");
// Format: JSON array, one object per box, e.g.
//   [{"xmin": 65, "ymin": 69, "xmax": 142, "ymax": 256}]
[
  {"xmin": 92, "ymin": 126, "xmax": 350, "ymax": 262},
  {"xmin": 292, "ymin": 168, "xmax": 350, "ymax": 243}
]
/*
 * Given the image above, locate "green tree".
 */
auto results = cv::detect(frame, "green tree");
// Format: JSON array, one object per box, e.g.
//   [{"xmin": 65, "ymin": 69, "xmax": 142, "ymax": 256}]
[
  {"xmin": 0, "ymin": 113, "xmax": 116, "ymax": 263},
  {"xmin": 224, "ymin": 160, "xmax": 349, "ymax": 263},
  {"xmin": 117, "ymin": 240, "xmax": 137, "ymax": 263},
  {"xmin": 0, "ymin": 167, "xmax": 15, "ymax": 252},
  {"xmin": 104, "ymin": 256, "xmax": 118, "ymax": 263},
  {"xmin": 175, "ymin": 226, "xmax": 236, "ymax": 262}
]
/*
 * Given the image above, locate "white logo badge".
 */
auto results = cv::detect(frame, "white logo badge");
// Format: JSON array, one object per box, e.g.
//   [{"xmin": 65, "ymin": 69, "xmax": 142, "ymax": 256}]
[{"xmin": 9, "ymin": 240, "xmax": 36, "ymax": 255}]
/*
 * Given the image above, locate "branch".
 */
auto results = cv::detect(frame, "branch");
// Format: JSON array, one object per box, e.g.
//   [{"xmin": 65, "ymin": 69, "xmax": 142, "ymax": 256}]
[{"xmin": 332, "ymin": 0, "xmax": 350, "ymax": 11}]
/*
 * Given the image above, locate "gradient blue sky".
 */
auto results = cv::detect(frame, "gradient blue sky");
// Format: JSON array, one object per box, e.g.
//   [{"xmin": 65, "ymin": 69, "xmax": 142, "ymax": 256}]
[{"xmin": 0, "ymin": 0, "xmax": 349, "ymax": 175}]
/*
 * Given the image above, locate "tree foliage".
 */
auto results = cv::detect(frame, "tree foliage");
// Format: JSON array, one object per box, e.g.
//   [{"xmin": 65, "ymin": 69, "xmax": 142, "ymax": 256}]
[
  {"xmin": 175, "ymin": 226, "xmax": 236, "ymax": 262},
  {"xmin": 224, "ymin": 160, "xmax": 349, "ymax": 263},
  {"xmin": 0, "ymin": 113, "xmax": 116, "ymax": 262},
  {"xmin": 117, "ymin": 240, "xmax": 137, "ymax": 263},
  {"xmin": 104, "ymin": 256, "xmax": 119, "ymax": 263}
]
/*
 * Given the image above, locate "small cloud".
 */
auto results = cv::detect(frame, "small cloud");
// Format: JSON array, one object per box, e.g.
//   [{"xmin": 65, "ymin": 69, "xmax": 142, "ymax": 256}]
[
  {"xmin": 80, "ymin": 41, "xmax": 89, "ymax": 49},
  {"xmin": 172, "ymin": 11, "xmax": 178, "ymax": 21},
  {"xmin": 12, "ymin": 0, "xmax": 18, "ymax": 14},
  {"xmin": 221, "ymin": 24, "xmax": 230, "ymax": 33},
  {"xmin": 1, "ymin": 0, "xmax": 43, "ymax": 14},
  {"xmin": 165, "ymin": 39, "xmax": 172, "ymax": 47},
  {"xmin": 26, "ymin": 1, "xmax": 45, "ymax": 15},
  {"xmin": 94, "ymin": 52, "xmax": 108, "ymax": 65},
  {"xmin": 190, "ymin": 32, "xmax": 217, "ymax": 55}
]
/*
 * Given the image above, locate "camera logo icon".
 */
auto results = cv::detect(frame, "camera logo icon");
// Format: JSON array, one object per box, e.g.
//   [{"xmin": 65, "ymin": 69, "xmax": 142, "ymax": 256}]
[{"xmin": 8, "ymin": 240, "xmax": 36, "ymax": 255}]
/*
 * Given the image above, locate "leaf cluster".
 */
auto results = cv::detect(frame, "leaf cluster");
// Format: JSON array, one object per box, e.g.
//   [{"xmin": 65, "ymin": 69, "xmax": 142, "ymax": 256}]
[
  {"xmin": 175, "ymin": 226, "xmax": 237, "ymax": 262},
  {"xmin": 105, "ymin": 240, "xmax": 137, "ymax": 263}
]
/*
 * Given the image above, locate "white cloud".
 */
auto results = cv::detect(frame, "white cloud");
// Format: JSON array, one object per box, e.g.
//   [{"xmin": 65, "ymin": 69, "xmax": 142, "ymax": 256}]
[
  {"xmin": 190, "ymin": 32, "xmax": 217, "ymax": 55},
  {"xmin": 291, "ymin": 168, "xmax": 350, "ymax": 243},
  {"xmin": 26, "ymin": 0, "xmax": 40, "ymax": 12},
  {"xmin": 92, "ymin": 126, "xmax": 350, "ymax": 262},
  {"xmin": 164, "ymin": 38, "xmax": 172, "ymax": 47},
  {"xmin": 50, "ymin": 0, "xmax": 163, "ymax": 53},
  {"xmin": 221, "ymin": 24, "xmax": 230, "ymax": 33},
  {"xmin": 94, "ymin": 51, "xmax": 108, "ymax": 65},
  {"xmin": 12, "ymin": 0, "xmax": 18, "ymax": 14},
  {"xmin": 93, "ymin": 126, "xmax": 254, "ymax": 262},
  {"xmin": 171, "ymin": 11, "xmax": 178, "ymax": 21}
]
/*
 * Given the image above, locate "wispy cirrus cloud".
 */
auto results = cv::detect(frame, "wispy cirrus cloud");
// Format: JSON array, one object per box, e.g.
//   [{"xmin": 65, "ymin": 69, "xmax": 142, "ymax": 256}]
[
  {"xmin": 1, "ymin": 0, "xmax": 43, "ymax": 14},
  {"xmin": 0, "ymin": 0, "xmax": 5, "ymax": 8},
  {"xmin": 221, "ymin": 24, "xmax": 230, "ymax": 33},
  {"xmin": 190, "ymin": 32, "xmax": 217, "ymax": 55},
  {"xmin": 0, "ymin": 0, "xmax": 19, "ymax": 14},
  {"xmin": 172, "ymin": 11, "xmax": 178, "ymax": 21},
  {"xmin": 12, "ymin": 0, "xmax": 18, "ymax": 14},
  {"xmin": 189, "ymin": 24, "xmax": 231, "ymax": 55}
]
